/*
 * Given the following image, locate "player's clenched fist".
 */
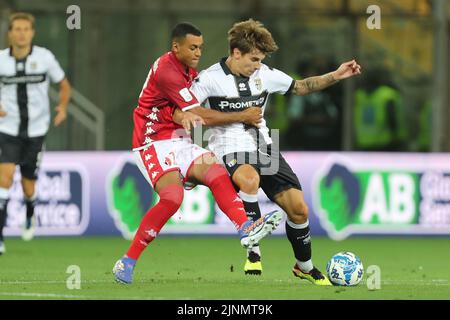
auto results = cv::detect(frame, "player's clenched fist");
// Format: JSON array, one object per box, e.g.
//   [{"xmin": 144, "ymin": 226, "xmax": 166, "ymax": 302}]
[
  {"xmin": 241, "ymin": 107, "xmax": 263, "ymax": 128},
  {"xmin": 180, "ymin": 110, "xmax": 205, "ymax": 133},
  {"xmin": 333, "ymin": 59, "xmax": 362, "ymax": 80}
]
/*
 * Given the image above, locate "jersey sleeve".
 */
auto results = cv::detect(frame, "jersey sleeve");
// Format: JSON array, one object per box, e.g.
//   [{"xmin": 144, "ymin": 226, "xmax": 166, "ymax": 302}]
[
  {"xmin": 263, "ymin": 67, "xmax": 295, "ymax": 95},
  {"xmin": 157, "ymin": 67, "xmax": 200, "ymax": 112},
  {"xmin": 46, "ymin": 50, "xmax": 65, "ymax": 83},
  {"xmin": 190, "ymin": 70, "xmax": 211, "ymax": 105}
]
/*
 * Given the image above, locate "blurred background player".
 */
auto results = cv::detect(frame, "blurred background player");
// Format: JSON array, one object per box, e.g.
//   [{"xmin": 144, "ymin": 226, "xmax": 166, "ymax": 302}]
[
  {"xmin": 0, "ymin": 12, "xmax": 71, "ymax": 255},
  {"xmin": 183, "ymin": 19, "xmax": 361, "ymax": 284},
  {"xmin": 281, "ymin": 58, "xmax": 343, "ymax": 150},
  {"xmin": 354, "ymin": 67, "xmax": 407, "ymax": 151},
  {"xmin": 112, "ymin": 22, "xmax": 282, "ymax": 284}
]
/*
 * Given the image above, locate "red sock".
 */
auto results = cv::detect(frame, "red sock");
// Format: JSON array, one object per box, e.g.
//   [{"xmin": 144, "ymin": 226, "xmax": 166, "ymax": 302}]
[
  {"xmin": 126, "ymin": 184, "xmax": 184, "ymax": 260},
  {"xmin": 204, "ymin": 164, "xmax": 248, "ymax": 230}
]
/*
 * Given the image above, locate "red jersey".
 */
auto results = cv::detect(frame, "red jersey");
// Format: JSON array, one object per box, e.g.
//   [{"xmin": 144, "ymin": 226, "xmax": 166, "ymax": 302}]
[{"xmin": 132, "ymin": 52, "xmax": 200, "ymax": 149}]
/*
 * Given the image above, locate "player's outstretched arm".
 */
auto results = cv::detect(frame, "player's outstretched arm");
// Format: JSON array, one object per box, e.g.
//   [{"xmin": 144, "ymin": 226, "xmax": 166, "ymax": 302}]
[
  {"xmin": 293, "ymin": 59, "xmax": 362, "ymax": 96},
  {"xmin": 174, "ymin": 106, "xmax": 262, "ymax": 128}
]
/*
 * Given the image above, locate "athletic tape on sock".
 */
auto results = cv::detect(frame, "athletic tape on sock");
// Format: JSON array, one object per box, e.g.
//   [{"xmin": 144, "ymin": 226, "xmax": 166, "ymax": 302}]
[
  {"xmin": 286, "ymin": 218, "xmax": 309, "ymax": 230},
  {"xmin": 0, "ymin": 188, "xmax": 9, "ymax": 200},
  {"xmin": 238, "ymin": 191, "xmax": 258, "ymax": 203}
]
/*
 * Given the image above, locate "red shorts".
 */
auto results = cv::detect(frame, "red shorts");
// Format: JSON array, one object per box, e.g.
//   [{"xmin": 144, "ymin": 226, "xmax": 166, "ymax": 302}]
[{"xmin": 133, "ymin": 138, "xmax": 213, "ymax": 188}]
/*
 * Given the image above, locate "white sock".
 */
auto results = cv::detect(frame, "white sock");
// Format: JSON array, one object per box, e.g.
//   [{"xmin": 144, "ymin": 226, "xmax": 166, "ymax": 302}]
[
  {"xmin": 297, "ymin": 259, "xmax": 313, "ymax": 273},
  {"xmin": 0, "ymin": 187, "xmax": 9, "ymax": 209},
  {"xmin": 238, "ymin": 191, "xmax": 258, "ymax": 203}
]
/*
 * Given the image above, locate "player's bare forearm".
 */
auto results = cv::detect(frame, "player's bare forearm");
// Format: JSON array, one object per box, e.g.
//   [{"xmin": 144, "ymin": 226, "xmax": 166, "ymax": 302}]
[
  {"xmin": 59, "ymin": 78, "xmax": 71, "ymax": 108},
  {"xmin": 173, "ymin": 108, "xmax": 210, "ymax": 125},
  {"xmin": 172, "ymin": 108, "xmax": 184, "ymax": 125},
  {"xmin": 172, "ymin": 109, "xmax": 204, "ymax": 133},
  {"xmin": 293, "ymin": 72, "xmax": 339, "ymax": 96},
  {"xmin": 174, "ymin": 106, "xmax": 261, "ymax": 127},
  {"xmin": 189, "ymin": 107, "xmax": 246, "ymax": 126},
  {"xmin": 53, "ymin": 78, "xmax": 71, "ymax": 126},
  {"xmin": 293, "ymin": 59, "xmax": 361, "ymax": 96}
]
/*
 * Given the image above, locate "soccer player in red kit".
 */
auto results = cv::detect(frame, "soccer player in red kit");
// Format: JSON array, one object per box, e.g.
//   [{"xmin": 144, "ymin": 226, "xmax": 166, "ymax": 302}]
[{"xmin": 112, "ymin": 23, "xmax": 282, "ymax": 284}]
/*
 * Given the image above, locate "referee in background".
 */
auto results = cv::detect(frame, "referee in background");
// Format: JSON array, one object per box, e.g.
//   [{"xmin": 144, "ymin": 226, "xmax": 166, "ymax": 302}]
[{"xmin": 0, "ymin": 12, "xmax": 71, "ymax": 255}]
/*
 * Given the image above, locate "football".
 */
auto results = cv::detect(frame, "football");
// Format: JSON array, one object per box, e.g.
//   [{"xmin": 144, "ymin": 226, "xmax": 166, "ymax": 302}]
[{"xmin": 326, "ymin": 252, "xmax": 364, "ymax": 286}]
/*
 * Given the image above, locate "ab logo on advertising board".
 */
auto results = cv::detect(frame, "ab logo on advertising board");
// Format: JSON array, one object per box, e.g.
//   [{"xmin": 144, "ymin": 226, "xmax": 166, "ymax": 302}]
[{"xmin": 313, "ymin": 155, "xmax": 450, "ymax": 240}]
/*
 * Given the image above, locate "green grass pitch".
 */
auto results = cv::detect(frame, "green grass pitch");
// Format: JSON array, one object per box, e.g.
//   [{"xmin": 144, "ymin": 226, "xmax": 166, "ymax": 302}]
[{"xmin": 0, "ymin": 236, "xmax": 449, "ymax": 300}]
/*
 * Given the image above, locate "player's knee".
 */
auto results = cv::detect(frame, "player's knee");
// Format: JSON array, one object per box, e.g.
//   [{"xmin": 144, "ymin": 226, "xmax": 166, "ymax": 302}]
[
  {"xmin": 158, "ymin": 184, "xmax": 184, "ymax": 212},
  {"xmin": 238, "ymin": 175, "xmax": 260, "ymax": 193},
  {"xmin": 0, "ymin": 174, "xmax": 14, "ymax": 189},
  {"xmin": 22, "ymin": 183, "xmax": 36, "ymax": 199},
  {"xmin": 234, "ymin": 170, "xmax": 260, "ymax": 193},
  {"xmin": 23, "ymin": 188, "xmax": 36, "ymax": 200},
  {"xmin": 199, "ymin": 153, "xmax": 218, "ymax": 167},
  {"xmin": 289, "ymin": 202, "xmax": 309, "ymax": 223}
]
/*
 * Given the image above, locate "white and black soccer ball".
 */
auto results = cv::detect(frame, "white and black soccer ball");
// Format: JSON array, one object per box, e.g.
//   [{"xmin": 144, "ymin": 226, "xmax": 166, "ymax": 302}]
[{"xmin": 326, "ymin": 252, "xmax": 364, "ymax": 286}]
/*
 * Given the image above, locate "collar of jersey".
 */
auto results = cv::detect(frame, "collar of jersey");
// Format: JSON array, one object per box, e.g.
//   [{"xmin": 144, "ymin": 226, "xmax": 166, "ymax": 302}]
[
  {"xmin": 9, "ymin": 45, "xmax": 34, "ymax": 59},
  {"xmin": 220, "ymin": 57, "xmax": 250, "ymax": 80}
]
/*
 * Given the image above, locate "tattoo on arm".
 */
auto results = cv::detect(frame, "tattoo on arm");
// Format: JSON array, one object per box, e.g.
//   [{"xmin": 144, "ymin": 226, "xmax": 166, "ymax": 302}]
[{"xmin": 294, "ymin": 72, "xmax": 339, "ymax": 96}]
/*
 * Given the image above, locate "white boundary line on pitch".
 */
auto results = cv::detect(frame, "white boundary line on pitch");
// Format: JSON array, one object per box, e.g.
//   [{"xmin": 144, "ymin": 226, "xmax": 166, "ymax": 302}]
[
  {"xmin": 1, "ymin": 279, "xmax": 449, "ymax": 286},
  {"xmin": 0, "ymin": 280, "xmax": 112, "ymax": 285},
  {"xmin": 0, "ymin": 292, "xmax": 87, "ymax": 299},
  {"xmin": 0, "ymin": 291, "xmax": 189, "ymax": 300}
]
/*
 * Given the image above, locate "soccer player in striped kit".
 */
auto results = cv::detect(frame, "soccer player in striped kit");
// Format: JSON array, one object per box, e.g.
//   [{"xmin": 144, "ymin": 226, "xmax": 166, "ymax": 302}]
[
  {"xmin": 178, "ymin": 19, "xmax": 361, "ymax": 284},
  {"xmin": 0, "ymin": 13, "xmax": 71, "ymax": 254}
]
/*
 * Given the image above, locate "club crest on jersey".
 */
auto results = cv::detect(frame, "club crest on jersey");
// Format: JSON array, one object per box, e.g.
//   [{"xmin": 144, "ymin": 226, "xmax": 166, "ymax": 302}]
[
  {"xmin": 30, "ymin": 61, "xmax": 38, "ymax": 71},
  {"xmin": 254, "ymin": 78, "xmax": 262, "ymax": 90}
]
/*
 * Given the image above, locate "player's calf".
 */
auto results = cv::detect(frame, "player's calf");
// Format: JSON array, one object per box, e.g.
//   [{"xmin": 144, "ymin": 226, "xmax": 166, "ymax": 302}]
[
  {"xmin": 113, "ymin": 183, "xmax": 183, "ymax": 284},
  {"xmin": 126, "ymin": 184, "xmax": 183, "ymax": 260}
]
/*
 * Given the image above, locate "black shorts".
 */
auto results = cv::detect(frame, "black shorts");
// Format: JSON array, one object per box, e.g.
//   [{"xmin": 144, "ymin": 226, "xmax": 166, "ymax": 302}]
[
  {"xmin": 222, "ymin": 145, "xmax": 302, "ymax": 202},
  {"xmin": 0, "ymin": 132, "xmax": 45, "ymax": 180}
]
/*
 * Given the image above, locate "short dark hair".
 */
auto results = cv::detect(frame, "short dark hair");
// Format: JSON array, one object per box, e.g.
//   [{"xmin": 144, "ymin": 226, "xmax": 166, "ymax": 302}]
[{"xmin": 171, "ymin": 22, "xmax": 202, "ymax": 41}]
